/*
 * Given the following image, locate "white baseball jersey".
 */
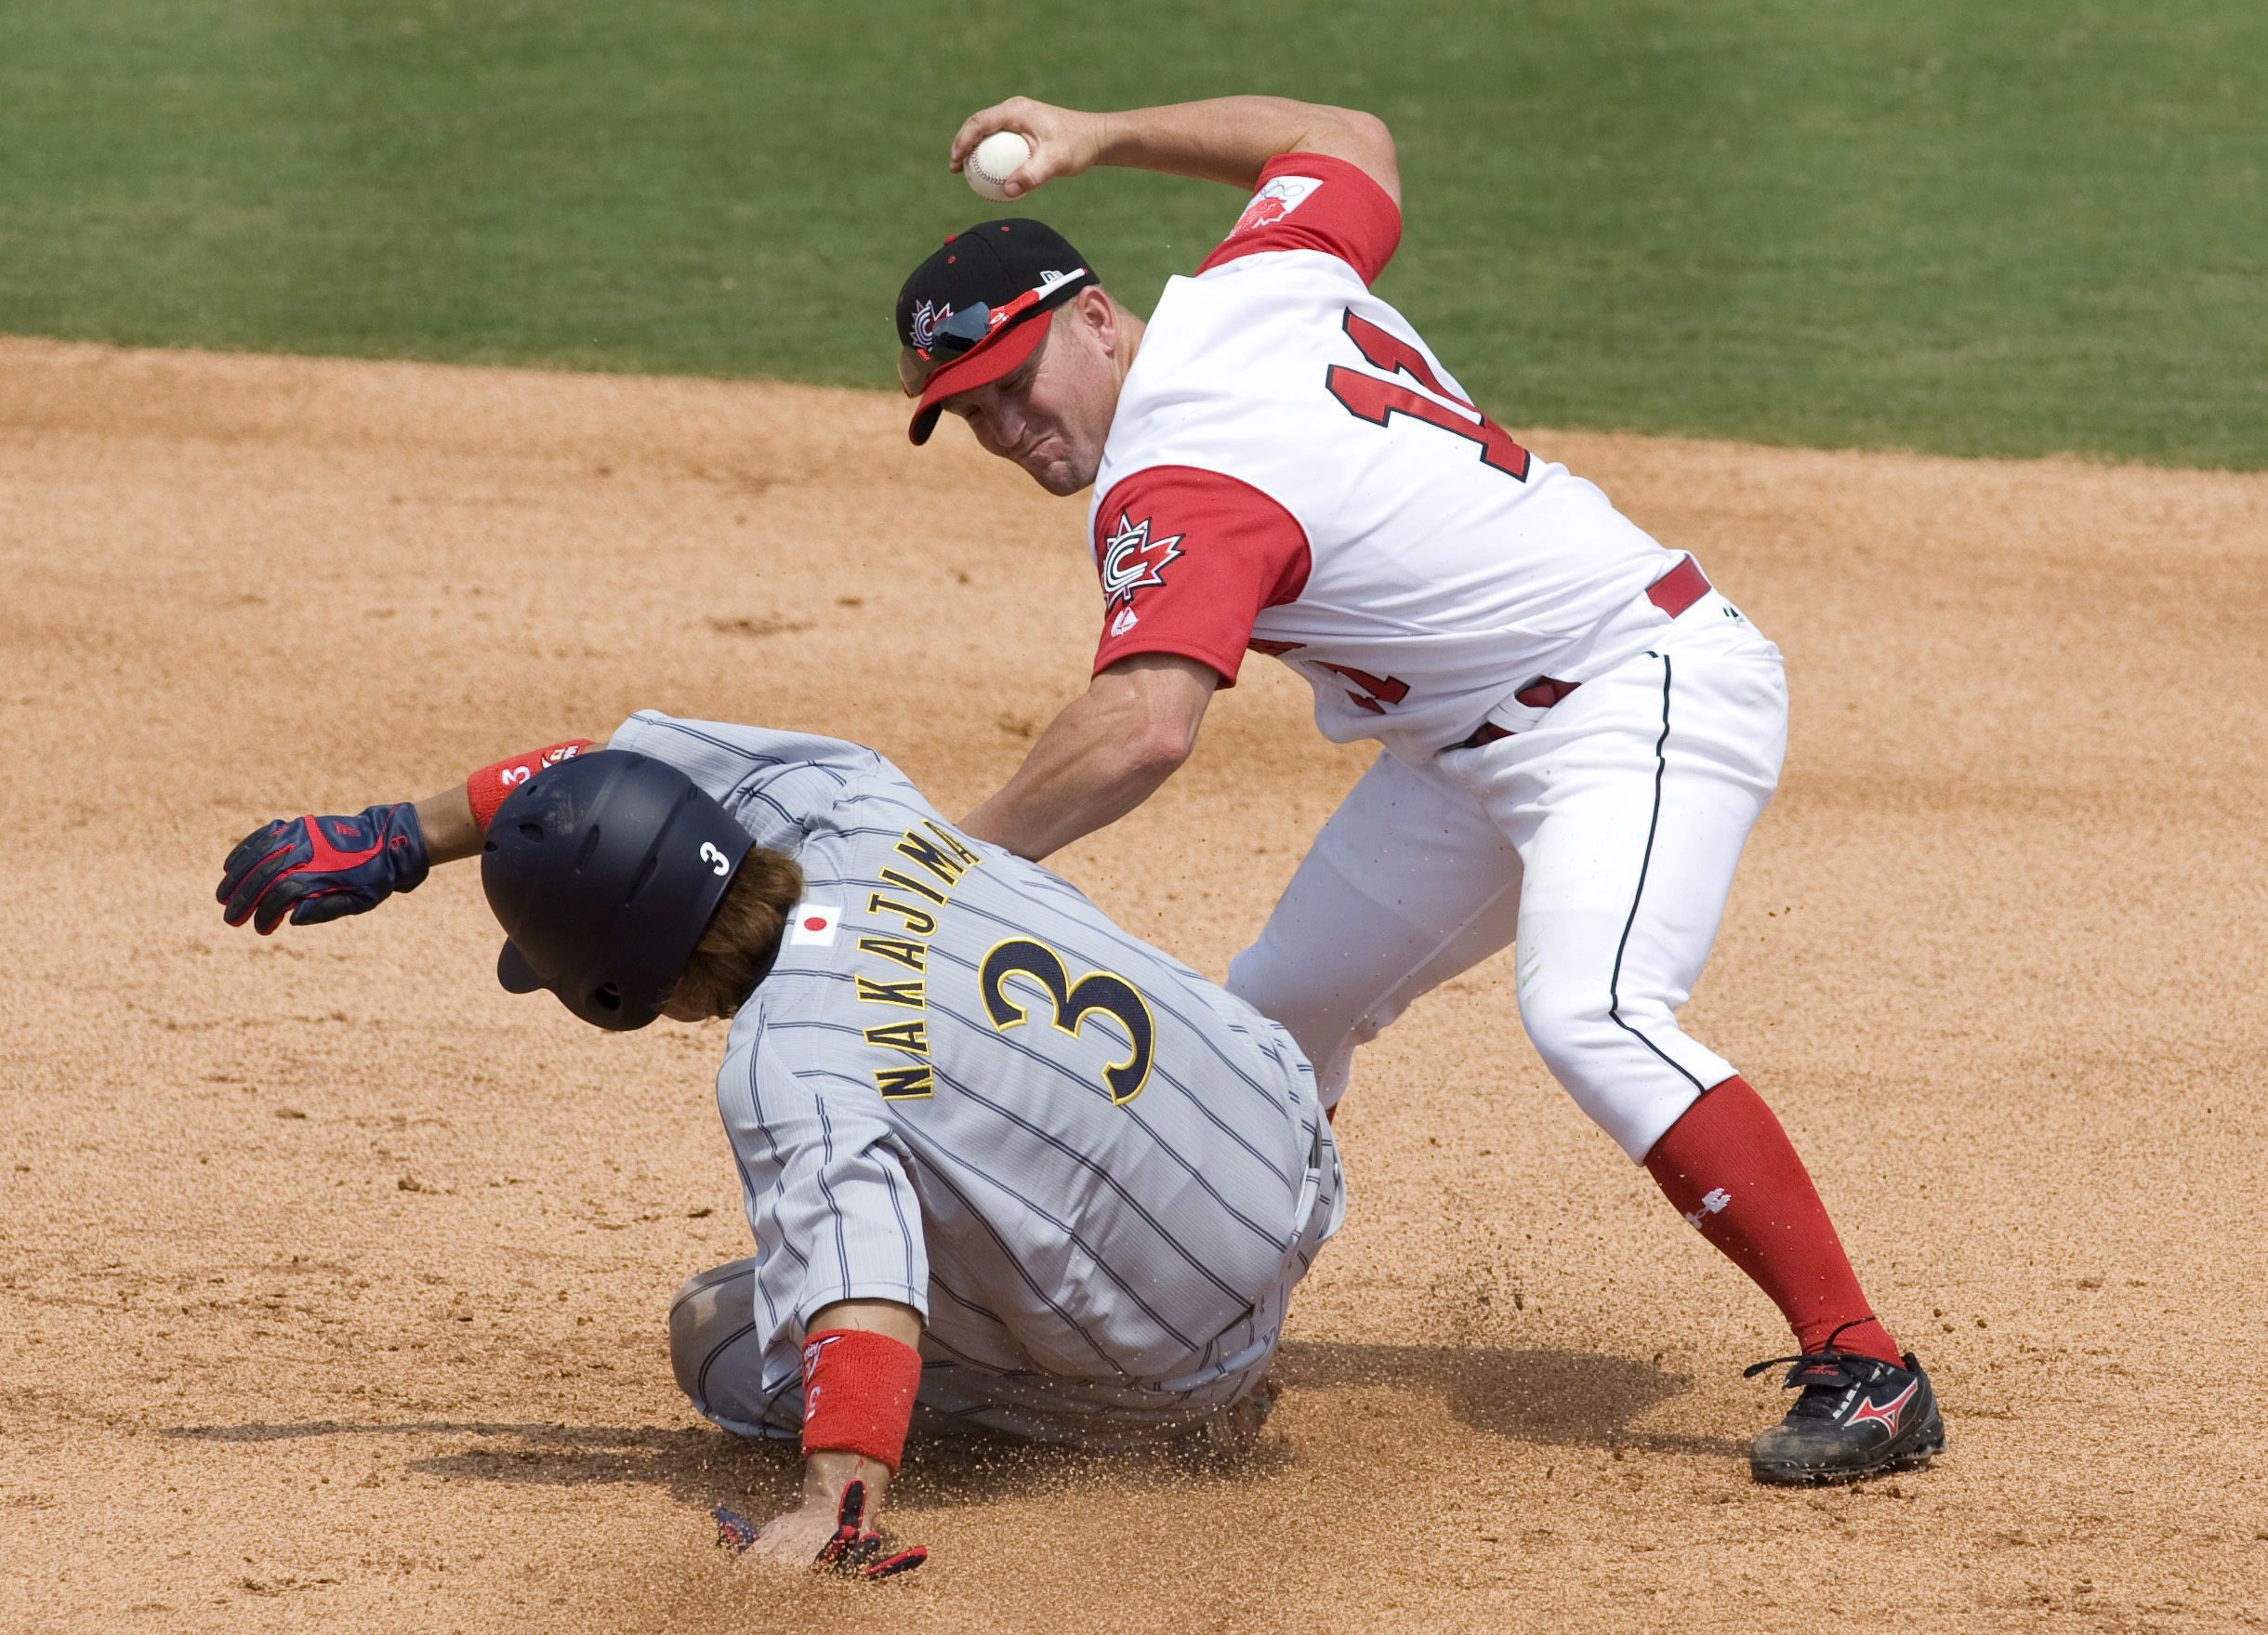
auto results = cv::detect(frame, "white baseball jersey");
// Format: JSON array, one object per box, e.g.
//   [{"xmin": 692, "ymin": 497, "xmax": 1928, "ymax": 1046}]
[
  {"xmin": 1088, "ymin": 153, "xmax": 1694, "ymax": 765},
  {"xmin": 606, "ymin": 711, "xmax": 1344, "ymax": 1433}
]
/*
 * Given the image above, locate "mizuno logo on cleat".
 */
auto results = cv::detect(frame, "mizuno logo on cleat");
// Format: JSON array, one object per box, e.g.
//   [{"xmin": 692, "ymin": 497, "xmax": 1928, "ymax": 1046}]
[{"xmin": 1848, "ymin": 1378, "xmax": 1919, "ymax": 1434}]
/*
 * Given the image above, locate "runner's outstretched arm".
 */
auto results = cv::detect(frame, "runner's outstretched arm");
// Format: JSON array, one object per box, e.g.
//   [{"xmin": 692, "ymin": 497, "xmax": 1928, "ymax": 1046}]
[{"xmin": 217, "ymin": 738, "xmax": 596, "ymax": 932}]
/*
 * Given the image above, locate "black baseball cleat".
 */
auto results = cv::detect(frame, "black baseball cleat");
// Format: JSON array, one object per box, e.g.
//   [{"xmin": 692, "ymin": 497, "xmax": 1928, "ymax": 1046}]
[{"xmin": 1743, "ymin": 1323, "xmax": 1945, "ymax": 1485}]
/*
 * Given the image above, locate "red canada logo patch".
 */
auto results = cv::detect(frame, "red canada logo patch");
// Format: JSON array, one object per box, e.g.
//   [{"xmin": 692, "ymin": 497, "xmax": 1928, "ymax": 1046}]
[
  {"xmin": 1236, "ymin": 196, "xmax": 1290, "ymax": 233},
  {"xmin": 1098, "ymin": 509, "xmax": 1185, "ymax": 611},
  {"xmin": 1232, "ymin": 175, "xmax": 1322, "ymax": 236}
]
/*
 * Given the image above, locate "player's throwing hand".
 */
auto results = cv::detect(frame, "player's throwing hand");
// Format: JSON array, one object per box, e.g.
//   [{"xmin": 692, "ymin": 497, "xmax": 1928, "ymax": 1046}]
[
  {"xmin": 948, "ymin": 97, "xmax": 1103, "ymax": 198},
  {"xmin": 216, "ymin": 806, "xmax": 430, "ymax": 934}
]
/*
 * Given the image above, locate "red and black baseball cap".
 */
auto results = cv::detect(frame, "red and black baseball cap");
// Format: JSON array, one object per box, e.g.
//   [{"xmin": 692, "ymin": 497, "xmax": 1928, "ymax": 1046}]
[{"xmin": 895, "ymin": 218, "xmax": 1097, "ymax": 445}]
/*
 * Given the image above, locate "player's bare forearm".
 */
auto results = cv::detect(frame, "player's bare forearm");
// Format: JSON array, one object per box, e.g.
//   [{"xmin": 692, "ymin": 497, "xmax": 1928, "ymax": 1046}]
[
  {"xmin": 413, "ymin": 784, "xmax": 483, "ymax": 865},
  {"xmin": 411, "ymin": 732, "xmax": 612, "ymax": 864},
  {"xmin": 738, "ymin": 1298, "xmax": 924, "ymax": 1569},
  {"xmin": 798, "ymin": 1299, "xmax": 922, "ymax": 1514},
  {"xmin": 951, "ymin": 95, "xmax": 1399, "ymax": 207},
  {"xmin": 1096, "ymin": 97, "xmax": 1397, "ymax": 198},
  {"xmin": 960, "ymin": 654, "xmax": 1219, "ymax": 862},
  {"xmin": 959, "ymin": 705, "xmax": 1176, "ymax": 862},
  {"xmin": 387, "ymin": 754, "xmax": 573, "ymax": 867}
]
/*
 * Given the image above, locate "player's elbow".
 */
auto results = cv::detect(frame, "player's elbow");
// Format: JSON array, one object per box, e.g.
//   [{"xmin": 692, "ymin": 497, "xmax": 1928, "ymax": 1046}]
[
  {"xmin": 1309, "ymin": 106, "xmax": 1399, "ymax": 202},
  {"xmin": 1092, "ymin": 655, "xmax": 1216, "ymax": 780},
  {"xmin": 1327, "ymin": 107, "xmax": 1394, "ymax": 156},
  {"xmin": 1125, "ymin": 708, "xmax": 1200, "ymax": 781}
]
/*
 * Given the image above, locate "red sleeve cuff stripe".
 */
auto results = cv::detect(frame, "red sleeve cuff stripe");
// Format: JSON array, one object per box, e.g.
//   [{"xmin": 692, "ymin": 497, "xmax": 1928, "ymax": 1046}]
[{"xmin": 1092, "ymin": 635, "xmax": 1246, "ymax": 688}]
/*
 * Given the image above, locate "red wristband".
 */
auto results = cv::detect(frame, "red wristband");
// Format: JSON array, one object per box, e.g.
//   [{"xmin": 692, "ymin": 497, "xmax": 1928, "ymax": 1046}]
[
  {"xmin": 466, "ymin": 740, "xmax": 595, "ymax": 831},
  {"xmin": 799, "ymin": 1328, "xmax": 922, "ymax": 1474}
]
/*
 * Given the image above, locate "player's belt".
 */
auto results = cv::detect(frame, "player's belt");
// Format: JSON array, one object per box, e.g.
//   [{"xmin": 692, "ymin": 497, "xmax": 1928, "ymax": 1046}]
[{"xmin": 1448, "ymin": 557, "xmax": 1713, "ymax": 751}]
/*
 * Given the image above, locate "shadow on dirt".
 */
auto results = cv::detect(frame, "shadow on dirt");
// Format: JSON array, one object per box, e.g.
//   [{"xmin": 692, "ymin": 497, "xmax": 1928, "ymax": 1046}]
[
  {"xmin": 160, "ymin": 1341, "xmax": 1736, "ymax": 1513},
  {"xmin": 1275, "ymin": 1338, "xmax": 1745, "ymax": 1460},
  {"xmin": 162, "ymin": 1417, "xmax": 807, "ymax": 1512},
  {"xmin": 157, "ymin": 1415, "xmax": 1286, "ymax": 1515}
]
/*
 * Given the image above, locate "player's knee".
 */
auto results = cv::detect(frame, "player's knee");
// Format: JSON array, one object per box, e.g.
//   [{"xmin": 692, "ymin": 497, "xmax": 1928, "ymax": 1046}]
[
  {"xmin": 1228, "ymin": 944, "xmax": 1376, "ymax": 1104},
  {"xmin": 1515, "ymin": 975, "xmax": 1625, "ymax": 1090},
  {"xmin": 668, "ymin": 1259, "xmax": 757, "ymax": 1414},
  {"xmin": 1225, "ymin": 939, "xmax": 1287, "ymax": 1011},
  {"xmin": 1230, "ymin": 943, "xmax": 1333, "ymax": 1046},
  {"xmin": 1517, "ymin": 977, "xmax": 1717, "ymax": 1156},
  {"xmin": 1233, "ymin": 940, "xmax": 1418, "ymax": 1044}
]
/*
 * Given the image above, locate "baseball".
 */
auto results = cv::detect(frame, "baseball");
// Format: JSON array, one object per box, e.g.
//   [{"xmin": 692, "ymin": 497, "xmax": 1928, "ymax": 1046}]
[{"xmin": 967, "ymin": 131, "xmax": 1031, "ymax": 203}]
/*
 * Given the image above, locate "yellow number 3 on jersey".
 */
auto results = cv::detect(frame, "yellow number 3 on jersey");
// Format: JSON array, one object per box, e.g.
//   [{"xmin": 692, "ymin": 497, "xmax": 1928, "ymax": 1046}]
[{"xmin": 978, "ymin": 938, "xmax": 1156, "ymax": 1106}]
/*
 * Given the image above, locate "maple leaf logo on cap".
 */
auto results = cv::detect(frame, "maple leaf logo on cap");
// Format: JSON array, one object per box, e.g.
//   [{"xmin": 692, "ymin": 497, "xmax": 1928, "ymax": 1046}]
[{"xmin": 909, "ymin": 299, "xmax": 953, "ymax": 352}]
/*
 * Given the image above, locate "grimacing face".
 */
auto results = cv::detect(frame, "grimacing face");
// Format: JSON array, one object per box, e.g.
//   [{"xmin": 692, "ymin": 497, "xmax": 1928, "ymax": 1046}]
[{"xmin": 935, "ymin": 292, "xmax": 1126, "ymax": 496}]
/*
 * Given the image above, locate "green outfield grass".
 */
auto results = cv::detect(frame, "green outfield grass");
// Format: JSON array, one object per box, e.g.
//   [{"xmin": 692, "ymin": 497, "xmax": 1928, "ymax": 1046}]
[{"xmin": 3, "ymin": 0, "xmax": 2261, "ymax": 468}]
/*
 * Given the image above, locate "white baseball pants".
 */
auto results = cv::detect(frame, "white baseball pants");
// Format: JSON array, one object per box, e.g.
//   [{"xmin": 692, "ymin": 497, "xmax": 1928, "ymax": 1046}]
[{"xmin": 1228, "ymin": 597, "xmax": 1787, "ymax": 1161}]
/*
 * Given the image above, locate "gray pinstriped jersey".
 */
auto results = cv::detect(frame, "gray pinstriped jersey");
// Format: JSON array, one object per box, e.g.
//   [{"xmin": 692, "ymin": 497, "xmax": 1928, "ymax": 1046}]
[{"xmin": 606, "ymin": 711, "xmax": 1343, "ymax": 1422}]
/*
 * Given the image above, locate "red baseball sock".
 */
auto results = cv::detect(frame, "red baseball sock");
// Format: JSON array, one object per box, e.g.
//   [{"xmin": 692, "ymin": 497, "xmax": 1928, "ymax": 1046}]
[{"xmin": 1643, "ymin": 1075, "xmax": 1902, "ymax": 1365}]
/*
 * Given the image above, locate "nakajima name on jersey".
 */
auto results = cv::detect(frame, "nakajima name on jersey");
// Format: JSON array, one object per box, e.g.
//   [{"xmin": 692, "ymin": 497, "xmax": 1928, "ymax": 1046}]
[{"xmin": 852, "ymin": 819, "xmax": 986, "ymax": 1100}]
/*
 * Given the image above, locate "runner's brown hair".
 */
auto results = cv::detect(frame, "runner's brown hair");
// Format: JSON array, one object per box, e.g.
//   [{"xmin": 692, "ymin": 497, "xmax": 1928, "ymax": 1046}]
[{"xmin": 663, "ymin": 848, "xmax": 804, "ymax": 1022}]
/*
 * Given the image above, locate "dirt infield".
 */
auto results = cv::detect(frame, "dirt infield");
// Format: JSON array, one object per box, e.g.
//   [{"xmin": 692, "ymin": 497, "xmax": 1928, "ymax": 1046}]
[{"xmin": 4, "ymin": 336, "xmax": 2264, "ymax": 1634}]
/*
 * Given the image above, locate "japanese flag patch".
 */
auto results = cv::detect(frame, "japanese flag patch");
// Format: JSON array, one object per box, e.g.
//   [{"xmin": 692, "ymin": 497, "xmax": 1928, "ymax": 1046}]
[{"xmin": 787, "ymin": 903, "xmax": 841, "ymax": 947}]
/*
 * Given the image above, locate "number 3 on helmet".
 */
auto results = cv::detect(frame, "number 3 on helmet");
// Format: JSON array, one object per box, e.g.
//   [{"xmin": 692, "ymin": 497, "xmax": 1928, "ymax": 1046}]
[{"xmin": 482, "ymin": 752, "xmax": 752, "ymax": 1031}]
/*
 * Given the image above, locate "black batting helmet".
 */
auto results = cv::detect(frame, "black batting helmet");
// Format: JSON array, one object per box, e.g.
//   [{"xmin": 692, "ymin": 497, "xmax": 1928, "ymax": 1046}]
[{"xmin": 482, "ymin": 750, "xmax": 753, "ymax": 1031}]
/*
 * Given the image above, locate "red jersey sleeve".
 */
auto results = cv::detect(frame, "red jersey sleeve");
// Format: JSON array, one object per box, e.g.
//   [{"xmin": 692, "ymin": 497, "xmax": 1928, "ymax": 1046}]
[
  {"xmin": 1090, "ymin": 466, "xmax": 1312, "ymax": 687},
  {"xmin": 1195, "ymin": 152, "xmax": 1403, "ymax": 285}
]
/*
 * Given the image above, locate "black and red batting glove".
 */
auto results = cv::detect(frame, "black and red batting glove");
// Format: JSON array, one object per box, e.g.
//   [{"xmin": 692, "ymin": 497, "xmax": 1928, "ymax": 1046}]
[
  {"xmin": 712, "ymin": 1482, "xmax": 928, "ymax": 1581},
  {"xmin": 816, "ymin": 1480, "xmax": 928, "ymax": 1579},
  {"xmin": 217, "ymin": 805, "xmax": 430, "ymax": 934}
]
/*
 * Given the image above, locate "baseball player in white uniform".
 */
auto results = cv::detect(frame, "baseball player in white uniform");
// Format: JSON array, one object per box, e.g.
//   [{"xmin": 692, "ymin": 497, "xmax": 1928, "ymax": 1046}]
[
  {"xmin": 216, "ymin": 713, "xmax": 1342, "ymax": 1574},
  {"xmin": 895, "ymin": 93, "xmax": 1942, "ymax": 1483}
]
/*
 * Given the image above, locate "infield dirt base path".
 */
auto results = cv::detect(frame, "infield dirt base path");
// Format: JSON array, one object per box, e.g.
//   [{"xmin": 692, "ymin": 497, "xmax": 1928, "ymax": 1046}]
[{"xmin": 4, "ymin": 337, "xmax": 2264, "ymax": 1635}]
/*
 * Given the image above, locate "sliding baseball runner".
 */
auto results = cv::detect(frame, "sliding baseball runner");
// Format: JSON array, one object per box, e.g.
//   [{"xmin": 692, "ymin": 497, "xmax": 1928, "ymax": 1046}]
[
  {"xmin": 217, "ymin": 712, "xmax": 1341, "ymax": 1573},
  {"xmin": 894, "ymin": 92, "xmax": 1941, "ymax": 1483}
]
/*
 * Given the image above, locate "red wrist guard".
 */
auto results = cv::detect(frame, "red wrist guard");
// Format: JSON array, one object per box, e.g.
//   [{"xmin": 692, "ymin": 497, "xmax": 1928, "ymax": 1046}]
[
  {"xmin": 466, "ymin": 741, "xmax": 595, "ymax": 831},
  {"xmin": 799, "ymin": 1328, "xmax": 922, "ymax": 1474}
]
